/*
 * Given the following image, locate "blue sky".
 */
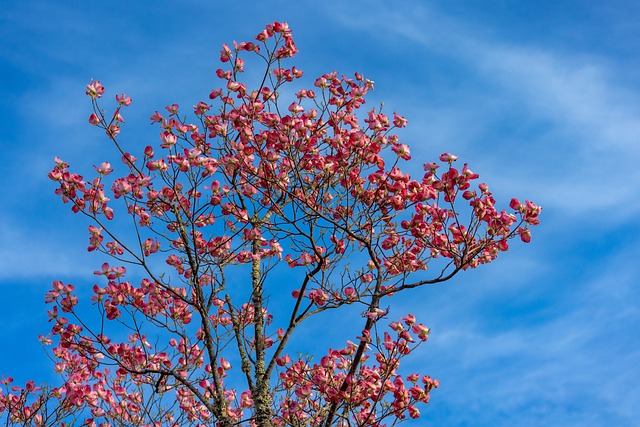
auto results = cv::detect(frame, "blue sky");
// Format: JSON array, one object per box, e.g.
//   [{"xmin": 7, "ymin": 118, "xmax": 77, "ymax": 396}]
[{"xmin": 1, "ymin": 1, "xmax": 639, "ymax": 426}]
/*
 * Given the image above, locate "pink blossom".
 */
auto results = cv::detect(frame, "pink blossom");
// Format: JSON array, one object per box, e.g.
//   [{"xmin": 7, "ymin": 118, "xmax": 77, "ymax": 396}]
[
  {"xmin": 86, "ymin": 79, "xmax": 104, "ymax": 99},
  {"xmin": 308, "ymin": 289, "xmax": 329, "ymax": 306},
  {"xmin": 510, "ymin": 197, "xmax": 523, "ymax": 211},
  {"xmin": 255, "ymin": 28, "xmax": 270, "ymax": 42},
  {"xmin": 411, "ymin": 324, "xmax": 431, "ymax": 341},
  {"xmin": 88, "ymin": 113, "xmax": 101, "ymax": 125},
  {"xmin": 240, "ymin": 390, "xmax": 253, "ymax": 408},
  {"xmin": 149, "ymin": 111, "xmax": 163, "ymax": 123},
  {"xmin": 220, "ymin": 43, "xmax": 232, "ymax": 62},
  {"xmin": 403, "ymin": 314, "xmax": 416, "ymax": 326},
  {"xmin": 160, "ymin": 131, "xmax": 177, "ymax": 148},
  {"xmin": 393, "ymin": 112, "xmax": 408, "ymax": 128},
  {"xmin": 115, "ymin": 93, "xmax": 132, "ymax": 106},
  {"xmin": 219, "ymin": 357, "xmax": 231, "ymax": 370},
  {"xmin": 392, "ymin": 143, "xmax": 411, "ymax": 160},
  {"xmin": 94, "ymin": 162, "xmax": 112, "ymax": 175},
  {"xmin": 439, "ymin": 152, "xmax": 458, "ymax": 163},
  {"xmin": 106, "ymin": 123, "xmax": 120, "ymax": 138},
  {"xmin": 408, "ymin": 405, "xmax": 421, "ymax": 418},
  {"xmin": 165, "ymin": 103, "xmax": 179, "ymax": 115},
  {"xmin": 423, "ymin": 162, "xmax": 439, "ymax": 172},
  {"xmin": 518, "ymin": 227, "xmax": 532, "ymax": 243},
  {"xmin": 209, "ymin": 88, "xmax": 223, "ymax": 99},
  {"xmin": 361, "ymin": 273, "xmax": 373, "ymax": 283}
]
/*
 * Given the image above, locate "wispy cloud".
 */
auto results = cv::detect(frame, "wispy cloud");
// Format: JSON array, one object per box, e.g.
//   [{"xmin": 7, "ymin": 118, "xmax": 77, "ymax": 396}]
[
  {"xmin": 405, "ymin": 207, "xmax": 638, "ymax": 423},
  {"xmin": 463, "ymin": 42, "xmax": 640, "ymax": 218},
  {"xmin": 0, "ymin": 214, "xmax": 88, "ymax": 282},
  {"xmin": 326, "ymin": 3, "xmax": 640, "ymax": 224}
]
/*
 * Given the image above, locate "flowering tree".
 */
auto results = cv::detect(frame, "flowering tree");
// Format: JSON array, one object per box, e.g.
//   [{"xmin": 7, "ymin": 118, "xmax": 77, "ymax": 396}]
[{"xmin": 1, "ymin": 22, "xmax": 540, "ymax": 427}]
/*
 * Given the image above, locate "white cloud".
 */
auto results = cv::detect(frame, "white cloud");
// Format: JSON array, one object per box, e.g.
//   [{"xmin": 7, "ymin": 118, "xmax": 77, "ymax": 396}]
[
  {"xmin": 397, "ymin": 242, "xmax": 640, "ymax": 425},
  {"xmin": 325, "ymin": 3, "xmax": 640, "ymax": 224},
  {"xmin": 0, "ymin": 214, "xmax": 88, "ymax": 282}
]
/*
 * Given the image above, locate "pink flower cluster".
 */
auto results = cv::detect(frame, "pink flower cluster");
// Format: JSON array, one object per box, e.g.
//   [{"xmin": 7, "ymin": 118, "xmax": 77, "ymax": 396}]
[
  {"xmin": 274, "ymin": 316, "xmax": 436, "ymax": 425},
  {"xmin": 4, "ymin": 21, "xmax": 541, "ymax": 427}
]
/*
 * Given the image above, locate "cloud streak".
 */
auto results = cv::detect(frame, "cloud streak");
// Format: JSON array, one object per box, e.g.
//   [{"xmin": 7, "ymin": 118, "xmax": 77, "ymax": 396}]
[{"xmin": 327, "ymin": 2, "xmax": 640, "ymax": 223}]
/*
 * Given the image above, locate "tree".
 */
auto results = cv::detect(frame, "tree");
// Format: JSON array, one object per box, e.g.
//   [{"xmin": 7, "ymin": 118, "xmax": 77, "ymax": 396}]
[{"xmin": 0, "ymin": 22, "xmax": 540, "ymax": 427}]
